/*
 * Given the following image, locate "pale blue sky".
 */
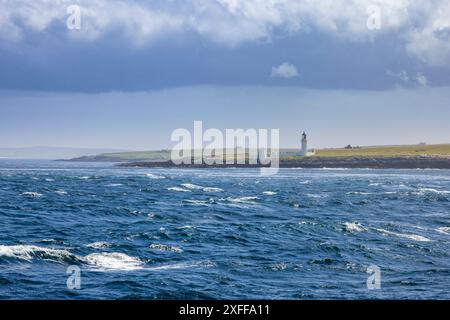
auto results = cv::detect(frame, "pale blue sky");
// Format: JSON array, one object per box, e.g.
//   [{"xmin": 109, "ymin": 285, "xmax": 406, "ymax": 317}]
[
  {"xmin": 1, "ymin": 86, "xmax": 450, "ymax": 150},
  {"xmin": 1, "ymin": 1, "xmax": 450, "ymax": 150}
]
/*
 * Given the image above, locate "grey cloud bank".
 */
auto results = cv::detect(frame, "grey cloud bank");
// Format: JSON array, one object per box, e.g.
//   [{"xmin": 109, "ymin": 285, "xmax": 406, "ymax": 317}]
[{"xmin": 0, "ymin": 0, "xmax": 450, "ymax": 92}]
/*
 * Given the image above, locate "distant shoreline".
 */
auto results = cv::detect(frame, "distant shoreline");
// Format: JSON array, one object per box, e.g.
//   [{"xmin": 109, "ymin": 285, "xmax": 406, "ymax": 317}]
[{"xmin": 118, "ymin": 156, "xmax": 450, "ymax": 170}]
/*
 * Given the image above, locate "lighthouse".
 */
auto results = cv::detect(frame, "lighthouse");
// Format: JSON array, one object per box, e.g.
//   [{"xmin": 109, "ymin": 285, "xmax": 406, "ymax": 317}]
[{"xmin": 300, "ymin": 131, "xmax": 308, "ymax": 156}]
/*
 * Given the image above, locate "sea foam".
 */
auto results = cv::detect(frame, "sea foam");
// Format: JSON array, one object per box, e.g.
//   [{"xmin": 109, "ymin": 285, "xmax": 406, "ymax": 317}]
[
  {"xmin": 168, "ymin": 187, "xmax": 191, "ymax": 192},
  {"xmin": 343, "ymin": 222, "xmax": 366, "ymax": 232},
  {"xmin": 84, "ymin": 252, "xmax": 144, "ymax": 271},
  {"xmin": 376, "ymin": 228, "xmax": 431, "ymax": 242},
  {"xmin": 150, "ymin": 243, "xmax": 183, "ymax": 253},
  {"xmin": 86, "ymin": 241, "xmax": 111, "ymax": 249},
  {"xmin": 146, "ymin": 173, "xmax": 165, "ymax": 179},
  {"xmin": 21, "ymin": 192, "xmax": 43, "ymax": 198},
  {"xmin": 0, "ymin": 245, "xmax": 75, "ymax": 263}
]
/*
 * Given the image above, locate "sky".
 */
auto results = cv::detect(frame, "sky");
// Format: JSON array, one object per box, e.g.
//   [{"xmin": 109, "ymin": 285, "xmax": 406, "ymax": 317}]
[{"xmin": 1, "ymin": 0, "xmax": 450, "ymax": 150}]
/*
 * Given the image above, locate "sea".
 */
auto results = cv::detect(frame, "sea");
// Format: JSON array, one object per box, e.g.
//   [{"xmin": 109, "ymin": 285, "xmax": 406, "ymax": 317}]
[{"xmin": 0, "ymin": 159, "xmax": 449, "ymax": 299}]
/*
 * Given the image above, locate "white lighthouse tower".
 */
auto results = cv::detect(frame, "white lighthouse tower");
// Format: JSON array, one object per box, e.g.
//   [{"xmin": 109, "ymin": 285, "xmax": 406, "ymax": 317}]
[{"xmin": 300, "ymin": 131, "xmax": 308, "ymax": 156}]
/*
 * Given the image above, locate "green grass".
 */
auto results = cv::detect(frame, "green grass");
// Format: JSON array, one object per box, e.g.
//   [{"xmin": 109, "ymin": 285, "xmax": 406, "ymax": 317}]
[
  {"xmin": 314, "ymin": 144, "xmax": 450, "ymax": 158},
  {"xmin": 93, "ymin": 144, "xmax": 450, "ymax": 161},
  {"xmin": 100, "ymin": 150, "xmax": 171, "ymax": 161}
]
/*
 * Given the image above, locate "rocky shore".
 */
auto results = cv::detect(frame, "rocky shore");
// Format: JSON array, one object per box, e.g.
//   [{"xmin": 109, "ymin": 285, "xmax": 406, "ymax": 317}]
[{"xmin": 119, "ymin": 156, "xmax": 450, "ymax": 169}]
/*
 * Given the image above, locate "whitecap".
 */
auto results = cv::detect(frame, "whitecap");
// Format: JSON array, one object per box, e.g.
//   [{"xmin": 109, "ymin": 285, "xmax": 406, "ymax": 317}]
[
  {"xmin": 181, "ymin": 183, "xmax": 204, "ymax": 190},
  {"xmin": 417, "ymin": 188, "xmax": 450, "ymax": 195},
  {"xmin": 146, "ymin": 173, "xmax": 165, "ymax": 179},
  {"xmin": 45, "ymin": 178, "xmax": 55, "ymax": 182},
  {"xmin": 106, "ymin": 183, "xmax": 123, "ymax": 187},
  {"xmin": 226, "ymin": 196, "xmax": 259, "ymax": 204},
  {"xmin": 84, "ymin": 252, "xmax": 144, "ymax": 271},
  {"xmin": 299, "ymin": 221, "xmax": 317, "ymax": 226},
  {"xmin": 203, "ymin": 187, "xmax": 224, "ymax": 193},
  {"xmin": 54, "ymin": 190, "xmax": 68, "ymax": 195},
  {"xmin": 168, "ymin": 187, "xmax": 191, "ymax": 192},
  {"xmin": 271, "ymin": 263, "xmax": 288, "ymax": 271},
  {"xmin": 437, "ymin": 227, "xmax": 450, "ymax": 235},
  {"xmin": 183, "ymin": 199, "xmax": 210, "ymax": 206},
  {"xmin": 149, "ymin": 243, "xmax": 183, "ymax": 253},
  {"xmin": 376, "ymin": 228, "xmax": 431, "ymax": 242},
  {"xmin": 21, "ymin": 192, "xmax": 43, "ymax": 198},
  {"xmin": 0, "ymin": 245, "xmax": 74, "ymax": 263},
  {"xmin": 344, "ymin": 222, "xmax": 366, "ymax": 232},
  {"xmin": 176, "ymin": 225, "xmax": 195, "ymax": 230},
  {"xmin": 148, "ymin": 260, "xmax": 215, "ymax": 271},
  {"xmin": 86, "ymin": 242, "xmax": 111, "ymax": 249},
  {"xmin": 263, "ymin": 191, "xmax": 277, "ymax": 196}
]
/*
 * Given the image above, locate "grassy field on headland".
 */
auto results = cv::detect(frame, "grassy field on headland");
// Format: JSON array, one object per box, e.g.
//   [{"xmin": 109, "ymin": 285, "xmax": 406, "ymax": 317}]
[{"xmin": 314, "ymin": 144, "xmax": 450, "ymax": 158}]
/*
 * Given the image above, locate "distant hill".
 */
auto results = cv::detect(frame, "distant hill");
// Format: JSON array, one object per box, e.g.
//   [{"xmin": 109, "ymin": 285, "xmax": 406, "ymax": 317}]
[
  {"xmin": 68, "ymin": 150, "xmax": 172, "ymax": 162},
  {"xmin": 67, "ymin": 149, "xmax": 301, "ymax": 162},
  {"xmin": 0, "ymin": 147, "xmax": 128, "ymax": 160}
]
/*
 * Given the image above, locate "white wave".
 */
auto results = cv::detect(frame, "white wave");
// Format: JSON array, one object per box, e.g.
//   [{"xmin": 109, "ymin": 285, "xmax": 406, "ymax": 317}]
[
  {"xmin": 376, "ymin": 228, "xmax": 431, "ymax": 242},
  {"xmin": 84, "ymin": 252, "xmax": 144, "ymax": 271},
  {"xmin": 106, "ymin": 183, "xmax": 123, "ymax": 187},
  {"xmin": 148, "ymin": 260, "xmax": 215, "ymax": 271},
  {"xmin": 181, "ymin": 183, "xmax": 204, "ymax": 190},
  {"xmin": 86, "ymin": 242, "xmax": 111, "ymax": 249},
  {"xmin": 437, "ymin": 227, "xmax": 450, "ymax": 235},
  {"xmin": 176, "ymin": 225, "xmax": 195, "ymax": 230},
  {"xmin": 369, "ymin": 183, "xmax": 381, "ymax": 187},
  {"xmin": 344, "ymin": 222, "xmax": 366, "ymax": 232},
  {"xmin": 177, "ymin": 183, "xmax": 223, "ymax": 193},
  {"xmin": 21, "ymin": 192, "xmax": 43, "ymax": 198},
  {"xmin": 78, "ymin": 176, "xmax": 91, "ymax": 180},
  {"xmin": 149, "ymin": 243, "xmax": 183, "ymax": 253},
  {"xmin": 203, "ymin": 187, "xmax": 224, "ymax": 192},
  {"xmin": 299, "ymin": 220, "xmax": 317, "ymax": 226},
  {"xmin": 263, "ymin": 191, "xmax": 277, "ymax": 196},
  {"xmin": 183, "ymin": 199, "xmax": 210, "ymax": 206},
  {"xmin": 146, "ymin": 173, "xmax": 165, "ymax": 179},
  {"xmin": 0, "ymin": 245, "xmax": 73, "ymax": 262},
  {"xmin": 417, "ymin": 188, "xmax": 450, "ymax": 195},
  {"xmin": 168, "ymin": 187, "xmax": 191, "ymax": 192},
  {"xmin": 226, "ymin": 196, "xmax": 259, "ymax": 204},
  {"xmin": 271, "ymin": 263, "xmax": 288, "ymax": 271},
  {"xmin": 54, "ymin": 190, "xmax": 68, "ymax": 195},
  {"xmin": 45, "ymin": 178, "xmax": 55, "ymax": 182}
]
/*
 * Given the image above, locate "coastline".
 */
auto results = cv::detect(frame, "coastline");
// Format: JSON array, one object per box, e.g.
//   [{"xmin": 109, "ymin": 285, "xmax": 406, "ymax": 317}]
[{"xmin": 118, "ymin": 156, "xmax": 450, "ymax": 170}]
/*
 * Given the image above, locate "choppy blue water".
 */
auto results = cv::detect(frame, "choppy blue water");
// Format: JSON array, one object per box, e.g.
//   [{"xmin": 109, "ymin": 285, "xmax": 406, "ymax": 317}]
[{"xmin": 0, "ymin": 159, "xmax": 449, "ymax": 299}]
